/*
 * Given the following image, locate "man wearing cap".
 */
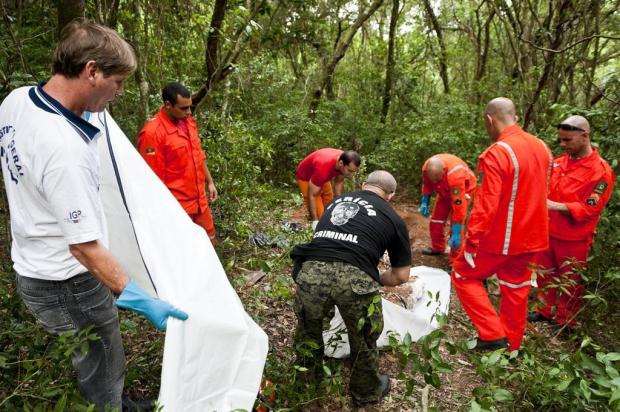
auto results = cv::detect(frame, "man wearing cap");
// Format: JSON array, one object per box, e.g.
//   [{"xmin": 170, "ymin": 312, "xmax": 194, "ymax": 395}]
[
  {"xmin": 295, "ymin": 148, "xmax": 361, "ymax": 229},
  {"xmin": 528, "ymin": 116, "xmax": 615, "ymax": 329},
  {"xmin": 290, "ymin": 171, "xmax": 411, "ymax": 406},
  {"xmin": 138, "ymin": 82, "xmax": 218, "ymax": 245},
  {"xmin": 418, "ymin": 154, "xmax": 476, "ymax": 260},
  {"xmin": 451, "ymin": 97, "xmax": 552, "ymax": 351}
]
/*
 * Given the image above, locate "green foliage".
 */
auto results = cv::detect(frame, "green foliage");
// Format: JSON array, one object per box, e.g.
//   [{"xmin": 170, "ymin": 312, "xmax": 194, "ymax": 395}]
[
  {"xmin": 0, "ymin": 274, "xmax": 92, "ymax": 409},
  {"xmin": 388, "ymin": 311, "xmax": 453, "ymax": 400},
  {"xmin": 467, "ymin": 338, "xmax": 620, "ymax": 411}
]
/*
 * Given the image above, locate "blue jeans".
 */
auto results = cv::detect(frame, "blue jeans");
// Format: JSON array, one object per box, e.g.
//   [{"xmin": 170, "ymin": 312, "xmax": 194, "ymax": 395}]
[{"xmin": 16, "ymin": 272, "xmax": 125, "ymax": 410}]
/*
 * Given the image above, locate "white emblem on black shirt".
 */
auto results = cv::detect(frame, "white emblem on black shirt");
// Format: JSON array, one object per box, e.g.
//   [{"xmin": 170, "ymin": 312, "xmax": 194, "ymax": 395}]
[{"xmin": 330, "ymin": 202, "xmax": 360, "ymax": 226}]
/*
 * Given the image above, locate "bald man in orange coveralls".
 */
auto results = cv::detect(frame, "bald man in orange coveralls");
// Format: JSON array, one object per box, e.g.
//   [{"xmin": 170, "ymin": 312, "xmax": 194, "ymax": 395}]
[
  {"xmin": 419, "ymin": 154, "xmax": 476, "ymax": 261},
  {"xmin": 528, "ymin": 115, "xmax": 615, "ymax": 329},
  {"xmin": 452, "ymin": 97, "xmax": 553, "ymax": 351},
  {"xmin": 138, "ymin": 82, "xmax": 218, "ymax": 245}
]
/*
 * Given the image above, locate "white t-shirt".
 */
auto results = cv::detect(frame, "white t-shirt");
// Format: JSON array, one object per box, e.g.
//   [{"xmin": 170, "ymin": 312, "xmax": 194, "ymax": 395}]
[{"xmin": 0, "ymin": 85, "xmax": 108, "ymax": 281}]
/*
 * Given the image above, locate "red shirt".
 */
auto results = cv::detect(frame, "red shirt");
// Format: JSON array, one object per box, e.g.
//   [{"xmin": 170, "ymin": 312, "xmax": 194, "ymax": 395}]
[
  {"xmin": 548, "ymin": 148, "xmax": 615, "ymax": 241},
  {"xmin": 295, "ymin": 148, "xmax": 343, "ymax": 186},
  {"xmin": 137, "ymin": 108, "xmax": 208, "ymax": 214},
  {"xmin": 466, "ymin": 124, "xmax": 553, "ymax": 255},
  {"xmin": 422, "ymin": 153, "xmax": 476, "ymax": 223}
]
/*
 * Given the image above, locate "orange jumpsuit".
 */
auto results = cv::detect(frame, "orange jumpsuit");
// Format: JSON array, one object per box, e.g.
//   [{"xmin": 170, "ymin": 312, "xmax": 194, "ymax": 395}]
[
  {"xmin": 452, "ymin": 124, "xmax": 553, "ymax": 350},
  {"xmin": 533, "ymin": 148, "xmax": 615, "ymax": 326},
  {"xmin": 422, "ymin": 154, "xmax": 476, "ymax": 259},
  {"xmin": 137, "ymin": 108, "xmax": 216, "ymax": 242}
]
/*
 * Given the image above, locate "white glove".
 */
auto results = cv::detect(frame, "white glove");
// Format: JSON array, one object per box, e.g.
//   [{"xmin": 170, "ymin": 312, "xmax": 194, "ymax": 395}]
[
  {"xmin": 311, "ymin": 220, "xmax": 319, "ymax": 230},
  {"xmin": 464, "ymin": 252, "xmax": 476, "ymax": 268}
]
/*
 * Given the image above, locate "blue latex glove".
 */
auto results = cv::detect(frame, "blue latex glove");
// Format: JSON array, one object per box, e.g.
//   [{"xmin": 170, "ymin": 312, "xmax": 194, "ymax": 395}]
[
  {"xmin": 448, "ymin": 223, "xmax": 462, "ymax": 250},
  {"xmin": 418, "ymin": 195, "xmax": 431, "ymax": 217},
  {"xmin": 116, "ymin": 281, "xmax": 188, "ymax": 329}
]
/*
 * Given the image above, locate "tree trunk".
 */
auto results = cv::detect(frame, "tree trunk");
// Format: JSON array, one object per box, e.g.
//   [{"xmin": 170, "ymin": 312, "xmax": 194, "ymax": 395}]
[
  {"xmin": 523, "ymin": 0, "xmax": 571, "ymax": 129},
  {"xmin": 308, "ymin": 0, "xmax": 384, "ymax": 118},
  {"xmin": 422, "ymin": 0, "xmax": 449, "ymax": 94},
  {"xmin": 57, "ymin": 0, "xmax": 84, "ymax": 36},
  {"xmin": 381, "ymin": 0, "xmax": 399, "ymax": 124},
  {"xmin": 191, "ymin": 0, "xmax": 228, "ymax": 111}
]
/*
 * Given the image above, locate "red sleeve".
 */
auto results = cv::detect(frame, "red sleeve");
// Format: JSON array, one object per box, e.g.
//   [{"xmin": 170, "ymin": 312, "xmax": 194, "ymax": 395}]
[
  {"xmin": 137, "ymin": 127, "xmax": 166, "ymax": 181},
  {"xmin": 566, "ymin": 167, "xmax": 615, "ymax": 222},
  {"xmin": 465, "ymin": 149, "xmax": 504, "ymax": 253},
  {"xmin": 422, "ymin": 172, "xmax": 434, "ymax": 196},
  {"xmin": 447, "ymin": 171, "xmax": 469, "ymax": 223}
]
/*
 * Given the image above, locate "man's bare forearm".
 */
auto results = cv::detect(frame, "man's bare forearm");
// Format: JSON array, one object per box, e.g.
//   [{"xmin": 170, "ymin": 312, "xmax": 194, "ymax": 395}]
[{"xmin": 69, "ymin": 240, "xmax": 129, "ymax": 294}]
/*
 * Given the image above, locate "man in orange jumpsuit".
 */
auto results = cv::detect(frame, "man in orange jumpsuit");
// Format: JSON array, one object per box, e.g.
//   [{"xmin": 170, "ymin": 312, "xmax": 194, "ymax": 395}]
[
  {"xmin": 419, "ymin": 154, "xmax": 476, "ymax": 260},
  {"xmin": 137, "ymin": 82, "xmax": 218, "ymax": 245},
  {"xmin": 295, "ymin": 148, "xmax": 361, "ymax": 229},
  {"xmin": 452, "ymin": 97, "xmax": 553, "ymax": 351},
  {"xmin": 528, "ymin": 115, "xmax": 615, "ymax": 328}
]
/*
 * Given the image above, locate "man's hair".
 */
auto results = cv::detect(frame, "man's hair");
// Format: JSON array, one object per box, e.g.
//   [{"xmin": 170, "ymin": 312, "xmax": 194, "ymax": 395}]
[
  {"xmin": 52, "ymin": 19, "xmax": 136, "ymax": 78},
  {"xmin": 162, "ymin": 82, "xmax": 191, "ymax": 105},
  {"xmin": 364, "ymin": 170, "xmax": 397, "ymax": 194},
  {"xmin": 339, "ymin": 150, "xmax": 361, "ymax": 167}
]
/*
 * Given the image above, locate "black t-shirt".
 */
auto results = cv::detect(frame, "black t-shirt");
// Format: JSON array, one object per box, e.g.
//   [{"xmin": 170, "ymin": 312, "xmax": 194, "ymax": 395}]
[{"xmin": 291, "ymin": 190, "xmax": 412, "ymax": 282}]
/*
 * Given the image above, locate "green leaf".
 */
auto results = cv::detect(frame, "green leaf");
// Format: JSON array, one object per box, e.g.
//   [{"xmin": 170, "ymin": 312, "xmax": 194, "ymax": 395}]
[
  {"xmin": 493, "ymin": 388, "xmax": 513, "ymax": 402},
  {"xmin": 470, "ymin": 399, "xmax": 482, "ymax": 412},
  {"xmin": 403, "ymin": 333, "xmax": 412, "ymax": 347},
  {"xmin": 53, "ymin": 394, "xmax": 68, "ymax": 412},
  {"xmin": 367, "ymin": 304, "xmax": 375, "ymax": 316},
  {"xmin": 356, "ymin": 317, "xmax": 365, "ymax": 331},
  {"xmin": 602, "ymin": 353, "xmax": 620, "ymax": 363},
  {"xmin": 486, "ymin": 350, "xmax": 502, "ymax": 365},
  {"xmin": 556, "ymin": 378, "xmax": 572, "ymax": 391},
  {"xmin": 580, "ymin": 379, "xmax": 592, "ymax": 402},
  {"xmin": 610, "ymin": 387, "xmax": 620, "ymax": 404}
]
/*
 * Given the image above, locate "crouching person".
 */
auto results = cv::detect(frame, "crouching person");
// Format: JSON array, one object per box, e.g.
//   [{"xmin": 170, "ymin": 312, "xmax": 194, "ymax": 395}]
[{"xmin": 290, "ymin": 171, "xmax": 412, "ymax": 406}]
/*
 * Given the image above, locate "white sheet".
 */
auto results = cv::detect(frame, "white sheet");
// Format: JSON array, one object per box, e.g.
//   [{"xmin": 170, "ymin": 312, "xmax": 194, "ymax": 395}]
[
  {"xmin": 93, "ymin": 111, "xmax": 268, "ymax": 411},
  {"xmin": 324, "ymin": 266, "xmax": 450, "ymax": 358}
]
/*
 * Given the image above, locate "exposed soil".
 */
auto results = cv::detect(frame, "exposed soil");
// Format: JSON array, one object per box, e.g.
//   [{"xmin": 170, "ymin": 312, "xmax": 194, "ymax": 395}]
[{"xmin": 254, "ymin": 201, "xmax": 486, "ymax": 411}]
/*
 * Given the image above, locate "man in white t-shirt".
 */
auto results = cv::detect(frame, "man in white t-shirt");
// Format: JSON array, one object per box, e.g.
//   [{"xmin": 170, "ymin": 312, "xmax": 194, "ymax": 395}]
[{"xmin": 0, "ymin": 20, "xmax": 188, "ymax": 410}]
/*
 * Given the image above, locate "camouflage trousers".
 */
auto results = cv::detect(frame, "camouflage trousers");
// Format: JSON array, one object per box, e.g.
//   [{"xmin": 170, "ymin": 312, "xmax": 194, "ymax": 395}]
[{"xmin": 293, "ymin": 260, "xmax": 384, "ymax": 403}]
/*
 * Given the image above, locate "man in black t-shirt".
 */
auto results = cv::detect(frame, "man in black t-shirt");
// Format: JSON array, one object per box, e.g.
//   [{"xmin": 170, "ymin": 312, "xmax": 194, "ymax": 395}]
[{"xmin": 291, "ymin": 170, "xmax": 412, "ymax": 406}]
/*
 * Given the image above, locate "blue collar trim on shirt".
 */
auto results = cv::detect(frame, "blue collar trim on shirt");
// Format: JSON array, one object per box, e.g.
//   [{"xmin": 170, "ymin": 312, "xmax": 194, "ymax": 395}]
[{"xmin": 28, "ymin": 83, "xmax": 101, "ymax": 142}]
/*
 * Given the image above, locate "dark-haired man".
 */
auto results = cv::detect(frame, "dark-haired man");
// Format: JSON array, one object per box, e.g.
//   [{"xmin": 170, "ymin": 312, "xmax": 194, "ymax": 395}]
[
  {"xmin": 295, "ymin": 148, "xmax": 361, "ymax": 228},
  {"xmin": 529, "ymin": 115, "xmax": 615, "ymax": 328},
  {"xmin": 138, "ymin": 82, "xmax": 218, "ymax": 245},
  {"xmin": 0, "ymin": 21, "xmax": 187, "ymax": 410},
  {"xmin": 291, "ymin": 170, "xmax": 411, "ymax": 406}
]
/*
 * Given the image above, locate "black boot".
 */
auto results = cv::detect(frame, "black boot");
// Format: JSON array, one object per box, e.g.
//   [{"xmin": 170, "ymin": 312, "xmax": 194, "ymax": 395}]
[
  {"xmin": 527, "ymin": 312, "xmax": 552, "ymax": 323},
  {"xmin": 421, "ymin": 247, "xmax": 443, "ymax": 256},
  {"xmin": 472, "ymin": 337, "xmax": 508, "ymax": 352},
  {"xmin": 353, "ymin": 374, "xmax": 391, "ymax": 406},
  {"xmin": 122, "ymin": 396, "xmax": 155, "ymax": 412}
]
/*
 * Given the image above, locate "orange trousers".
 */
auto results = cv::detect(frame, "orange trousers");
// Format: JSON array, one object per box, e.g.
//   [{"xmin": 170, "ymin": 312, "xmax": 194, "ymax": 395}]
[
  {"xmin": 532, "ymin": 237, "xmax": 590, "ymax": 327},
  {"xmin": 189, "ymin": 205, "xmax": 216, "ymax": 246},
  {"xmin": 452, "ymin": 251, "xmax": 535, "ymax": 350},
  {"xmin": 297, "ymin": 179, "xmax": 334, "ymax": 219},
  {"xmin": 429, "ymin": 195, "xmax": 467, "ymax": 262}
]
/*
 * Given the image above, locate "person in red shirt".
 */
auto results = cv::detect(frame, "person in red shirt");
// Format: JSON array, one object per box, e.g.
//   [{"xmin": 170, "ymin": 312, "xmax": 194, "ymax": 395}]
[
  {"xmin": 528, "ymin": 115, "xmax": 615, "ymax": 328},
  {"xmin": 137, "ymin": 83, "xmax": 218, "ymax": 245},
  {"xmin": 452, "ymin": 97, "xmax": 553, "ymax": 351},
  {"xmin": 419, "ymin": 154, "xmax": 476, "ymax": 261},
  {"xmin": 295, "ymin": 148, "xmax": 361, "ymax": 228}
]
